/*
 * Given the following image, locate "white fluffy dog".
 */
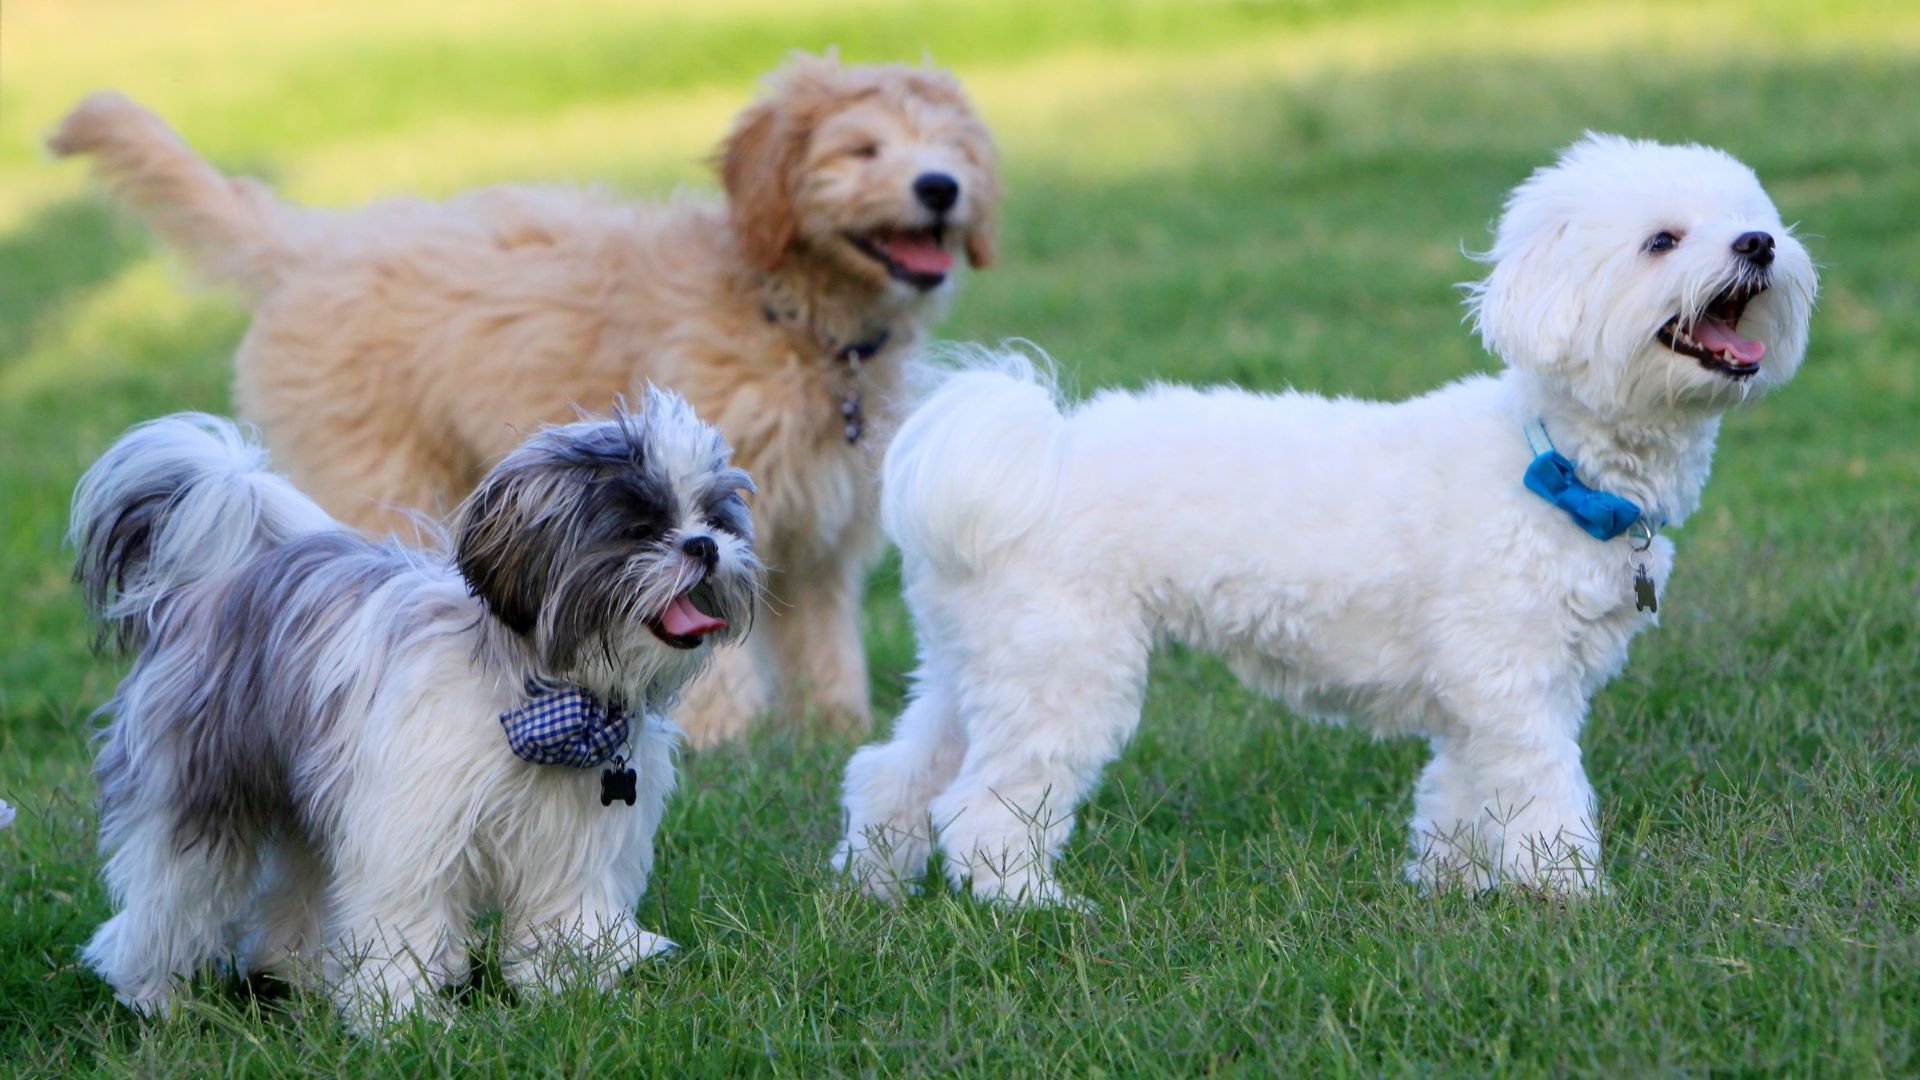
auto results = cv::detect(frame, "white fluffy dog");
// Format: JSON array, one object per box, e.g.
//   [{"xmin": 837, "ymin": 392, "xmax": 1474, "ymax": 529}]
[
  {"xmin": 71, "ymin": 391, "xmax": 761, "ymax": 1028},
  {"xmin": 836, "ymin": 134, "xmax": 1817, "ymax": 905}
]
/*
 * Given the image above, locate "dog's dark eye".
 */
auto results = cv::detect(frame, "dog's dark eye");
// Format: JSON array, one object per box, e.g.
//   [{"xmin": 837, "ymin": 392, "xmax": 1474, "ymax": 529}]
[
  {"xmin": 848, "ymin": 142, "xmax": 880, "ymax": 160},
  {"xmin": 1644, "ymin": 230, "xmax": 1680, "ymax": 254}
]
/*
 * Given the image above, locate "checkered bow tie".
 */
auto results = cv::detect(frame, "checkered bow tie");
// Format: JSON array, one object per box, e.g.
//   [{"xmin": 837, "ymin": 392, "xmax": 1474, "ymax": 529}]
[{"xmin": 498, "ymin": 677, "xmax": 632, "ymax": 768}]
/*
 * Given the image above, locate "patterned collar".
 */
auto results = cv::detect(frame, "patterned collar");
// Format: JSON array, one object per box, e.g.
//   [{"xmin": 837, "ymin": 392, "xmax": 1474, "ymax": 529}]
[{"xmin": 498, "ymin": 676, "xmax": 631, "ymax": 768}]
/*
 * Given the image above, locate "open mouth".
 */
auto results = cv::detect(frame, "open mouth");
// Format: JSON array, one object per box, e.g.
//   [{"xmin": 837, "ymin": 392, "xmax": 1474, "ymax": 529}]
[
  {"xmin": 644, "ymin": 580, "xmax": 727, "ymax": 650},
  {"xmin": 847, "ymin": 225, "xmax": 954, "ymax": 290},
  {"xmin": 1656, "ymin": 278, "xmax": 1769, "ymax": 379}
]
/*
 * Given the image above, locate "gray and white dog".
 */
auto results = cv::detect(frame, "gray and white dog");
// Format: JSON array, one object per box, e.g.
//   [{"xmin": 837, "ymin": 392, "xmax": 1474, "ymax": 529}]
[{"xmin": 71, "ymin": 389, "xmax": 760, "ymax": 1029}]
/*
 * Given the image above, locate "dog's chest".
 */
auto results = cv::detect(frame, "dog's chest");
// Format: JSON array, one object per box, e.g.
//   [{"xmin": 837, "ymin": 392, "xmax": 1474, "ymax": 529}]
[
  {"xmin": 1562, "ymin": 534, "xmax": 1674, "ymax": 687},
  {"xmin": 758, "ymin": 434, "xmax": 878, "ymax": 565},
  {"xmin": 726, "ymin": 350, "xmax": 901, "ymax": 569}
]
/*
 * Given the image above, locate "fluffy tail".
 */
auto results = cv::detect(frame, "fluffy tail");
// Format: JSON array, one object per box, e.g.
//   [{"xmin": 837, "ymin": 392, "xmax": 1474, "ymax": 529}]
[
  {"xmin": 71, "ymin": 414, "xmax": 338, "ymax": 653},
  {"xmin": 48, "ymin": 92, "xmax": 296, "ymax": 292},
  {"xmin": 882, "ymin": 348, "xmax": 1069, "ymax": 576}
]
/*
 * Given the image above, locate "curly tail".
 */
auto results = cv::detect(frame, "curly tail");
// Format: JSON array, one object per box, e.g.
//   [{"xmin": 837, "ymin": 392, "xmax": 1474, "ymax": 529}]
[
  {"xmin": 48, "ymin": 92, "xmax": 298, "ymax": 293},
  {"xmin": 71, "ymin": 414, "xmax": 338, "ymax": 654},
  {"xmin": 881, "ymin": 348, "xmax": 1069, "ymax": 577}
]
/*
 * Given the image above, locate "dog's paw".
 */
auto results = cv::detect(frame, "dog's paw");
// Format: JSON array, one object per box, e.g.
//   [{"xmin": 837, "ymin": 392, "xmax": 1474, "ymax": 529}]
[
  {"xmin": 504, "ymin": 917, "xmax": 675, "ymax": 995},
  {"xmin": 332, "ymin": 979, "xmax": 454, "ymax": 1037},
  {"xmin": 631, "ymin": 929, "xmax": 677, "ymax": 962},
  {"xmin": 968, "ymin": 871, "xmax": 1090, "ymax": 913},
  {"xmin": 113, "ymin": 985, "xmax": 184, "ymax": 1019},
  {"xmin": 1495, "ymin": 829, "xmax": 1607, "ymax": 897},
  {"xmin": 1405, "ymin": 834, "xmax": 1607, "ymax": 898},
  {"xmin": 1500, "ymin": 859, "xmax": 1610, "ymax": 899},
  {"xmin": 829, "ymin": 839, "xmax": 922, "ymax": 904}
]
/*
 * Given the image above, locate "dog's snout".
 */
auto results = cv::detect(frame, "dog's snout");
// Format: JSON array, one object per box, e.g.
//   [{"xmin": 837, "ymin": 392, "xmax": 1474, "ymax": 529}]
[
  {"xmin": 913, "ymin": 172, "xmax": 960, "ymax": 213},
  {"xmin": 681, "ymin": 535, "xmax": 718, "ymax": 570},
  {"xmin": 1733, "ymin": 230, "xmax": 1775, "ymax": 266}
]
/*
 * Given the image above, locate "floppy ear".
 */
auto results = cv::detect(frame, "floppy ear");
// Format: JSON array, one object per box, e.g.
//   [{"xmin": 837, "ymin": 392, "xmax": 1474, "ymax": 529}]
[
  {"xmin": 452, "ymin": 466, "xmax": 561, "ymax": 636},
  {"xmin": 958, "ymin": 123, "xmax": 1001, "ymax": 269},
  {"xmin": 1466, "ymin": 221, "xmax": 1578, "ymax": 375},
  {"xmin": 964, "ymin": 204, "xmax": 997, "ymax": 269},
  {"xmin": 720, "ymin": 102, "xmax": 805, "ymax": 271}
]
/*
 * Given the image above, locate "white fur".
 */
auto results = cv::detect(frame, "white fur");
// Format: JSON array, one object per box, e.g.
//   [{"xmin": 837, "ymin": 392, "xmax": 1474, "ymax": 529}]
[{"xmin": 836, "ymin": 134, "xmax": 1818, "ymax": 905}]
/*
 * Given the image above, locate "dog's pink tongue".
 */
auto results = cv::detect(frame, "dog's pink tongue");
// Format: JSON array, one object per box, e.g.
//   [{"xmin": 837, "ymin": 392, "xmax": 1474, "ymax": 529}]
[
  {"xmin": 660, "ymin": 594, "xmax": 726, "ymax": 638},
  {"xmin": 1695, "ymin": 316, "xmax": 1766, "ymax": 364},
  {"xmin": 886, "ymin": 233, "xmax": 954, "ymax": 276}
]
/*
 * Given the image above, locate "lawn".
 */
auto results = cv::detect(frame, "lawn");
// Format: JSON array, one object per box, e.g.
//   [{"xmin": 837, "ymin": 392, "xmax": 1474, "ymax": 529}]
[{"xmin": 2, "ymin": 0, "xmax": 1918, "ymax": 1074}]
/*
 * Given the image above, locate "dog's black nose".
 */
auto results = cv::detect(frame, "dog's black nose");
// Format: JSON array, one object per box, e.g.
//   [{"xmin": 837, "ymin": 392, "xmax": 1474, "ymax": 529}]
[
  {"xmin": 1733, "ymin": 230, "xmax": 1775, "ymax": 266},
  {"xmin": 913, "ymin": 172, "xmax": 959, "ymax": 213},
  {"xmin": 681, "ymin": 535, "xmax": 717, "ymax": 569}
]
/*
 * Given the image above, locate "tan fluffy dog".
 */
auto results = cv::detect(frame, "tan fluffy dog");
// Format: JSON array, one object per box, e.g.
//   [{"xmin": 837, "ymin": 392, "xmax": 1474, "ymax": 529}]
[{"xmin": 50, "ymin": 56, "xmax": 1000, "ymax": 746}]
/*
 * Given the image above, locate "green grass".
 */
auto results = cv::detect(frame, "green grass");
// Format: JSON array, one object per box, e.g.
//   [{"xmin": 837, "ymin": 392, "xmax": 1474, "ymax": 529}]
[{"xmin": 3, "ymin": 0, "xmax": 1919, "ymax": 1074}]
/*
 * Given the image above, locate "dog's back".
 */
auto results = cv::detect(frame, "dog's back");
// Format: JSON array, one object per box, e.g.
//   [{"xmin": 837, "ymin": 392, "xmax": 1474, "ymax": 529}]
[
  {"xmin": 71, "ymin": 417, "xmax": 422, "ymax": 848},
  {"xmin": 881, "ymin": 354, "xmax": 1071, "ymax": 578}
]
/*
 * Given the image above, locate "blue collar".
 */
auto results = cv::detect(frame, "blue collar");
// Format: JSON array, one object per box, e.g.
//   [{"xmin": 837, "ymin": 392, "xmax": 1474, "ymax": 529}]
[
  {"xmin": 498, "ymin": 676, "xmax": 631, "ymax": 768},
  {"xmin": 1521, "ymin": 420, "xmax": 1661, "ymax": 542}
]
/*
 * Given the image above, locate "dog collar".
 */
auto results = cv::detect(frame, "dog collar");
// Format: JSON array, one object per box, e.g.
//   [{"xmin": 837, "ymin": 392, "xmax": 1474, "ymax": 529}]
[
  {"xmin": 758, "ymin": 302, "xmax": 889, "ymax": 362},
  {"xmin": 760, "ymin": 302, "xmax": 887, "ymax": 445},
  {"xmin": 498, "ymin": 676, "xmax": 631, "ymax": 769},
  {"xmin": 1521, "ymin": 420, "xmax": 1661, "ymax": 542}
]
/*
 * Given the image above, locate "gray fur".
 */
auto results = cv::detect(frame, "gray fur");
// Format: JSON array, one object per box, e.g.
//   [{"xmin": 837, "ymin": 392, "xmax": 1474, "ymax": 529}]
[{"xmin": 95, "ymin": 533, "xmax": 441, "ymax": 853}]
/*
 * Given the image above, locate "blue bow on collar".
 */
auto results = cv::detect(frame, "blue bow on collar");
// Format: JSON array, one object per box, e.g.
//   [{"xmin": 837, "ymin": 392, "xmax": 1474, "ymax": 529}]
[
  {"xmin": 1521, "ymin": 420, "xmax": 1647, "ymax": 542},
  {"xmin": 498, "ymin": 677, "xmax": 631, "ymax": 768}
]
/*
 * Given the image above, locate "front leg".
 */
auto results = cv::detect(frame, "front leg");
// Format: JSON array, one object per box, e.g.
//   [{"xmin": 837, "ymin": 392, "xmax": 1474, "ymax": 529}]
[
  {"xmin": 503, "ymin": 721, "xmax": 678, "ymax": 993},
  {"xmin": 675, "ymin": 624, "xmax": 773, "ymax": 748},
  {"xmin": 502, "ymin": 896, "xmax": 674, "ymax": 996},
  {"xmin": 764, "ymin": 560, "xmax": 873, "ymax": 735},
  {"xmin": 322, "ymin": 900, "xmax": 471, "ymax": 1032},
  {"xmin": 1407, "ymin": 716, "xmax": 1604, "ymax": 894}
]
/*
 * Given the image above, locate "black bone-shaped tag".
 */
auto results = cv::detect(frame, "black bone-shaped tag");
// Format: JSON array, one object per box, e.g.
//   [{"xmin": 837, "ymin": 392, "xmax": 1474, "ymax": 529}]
[
  {"xmin": 1633, "ymin": 563, "xmax": 1658, "ymax": 613},
  {"xmin": 600, "ymin": 758, "xmax": 637, "ymax": 807}
]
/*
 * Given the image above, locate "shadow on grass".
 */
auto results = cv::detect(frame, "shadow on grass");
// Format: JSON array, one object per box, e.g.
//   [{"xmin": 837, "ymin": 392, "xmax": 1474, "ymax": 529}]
[{"xmin": 0, "ymin": 197, "xmax": 144, "ymax": 368}]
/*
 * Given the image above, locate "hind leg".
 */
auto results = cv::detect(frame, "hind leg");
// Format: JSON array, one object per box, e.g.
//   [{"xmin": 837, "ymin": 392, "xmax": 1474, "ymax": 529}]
[
  {"xmin": 926, "ymin": 602, "xmax": 1150, "ymax": 907},
  {"xmin": 833, "ymin": 671, "xmax": 968, "ymax": 901},
  {"xmin": 234, "ymin": 839, "xmax": 330, "ymax": 988},
  {"xmin": 84, "ymin": 815, "xmax": 260, "ymax": 1015}
]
